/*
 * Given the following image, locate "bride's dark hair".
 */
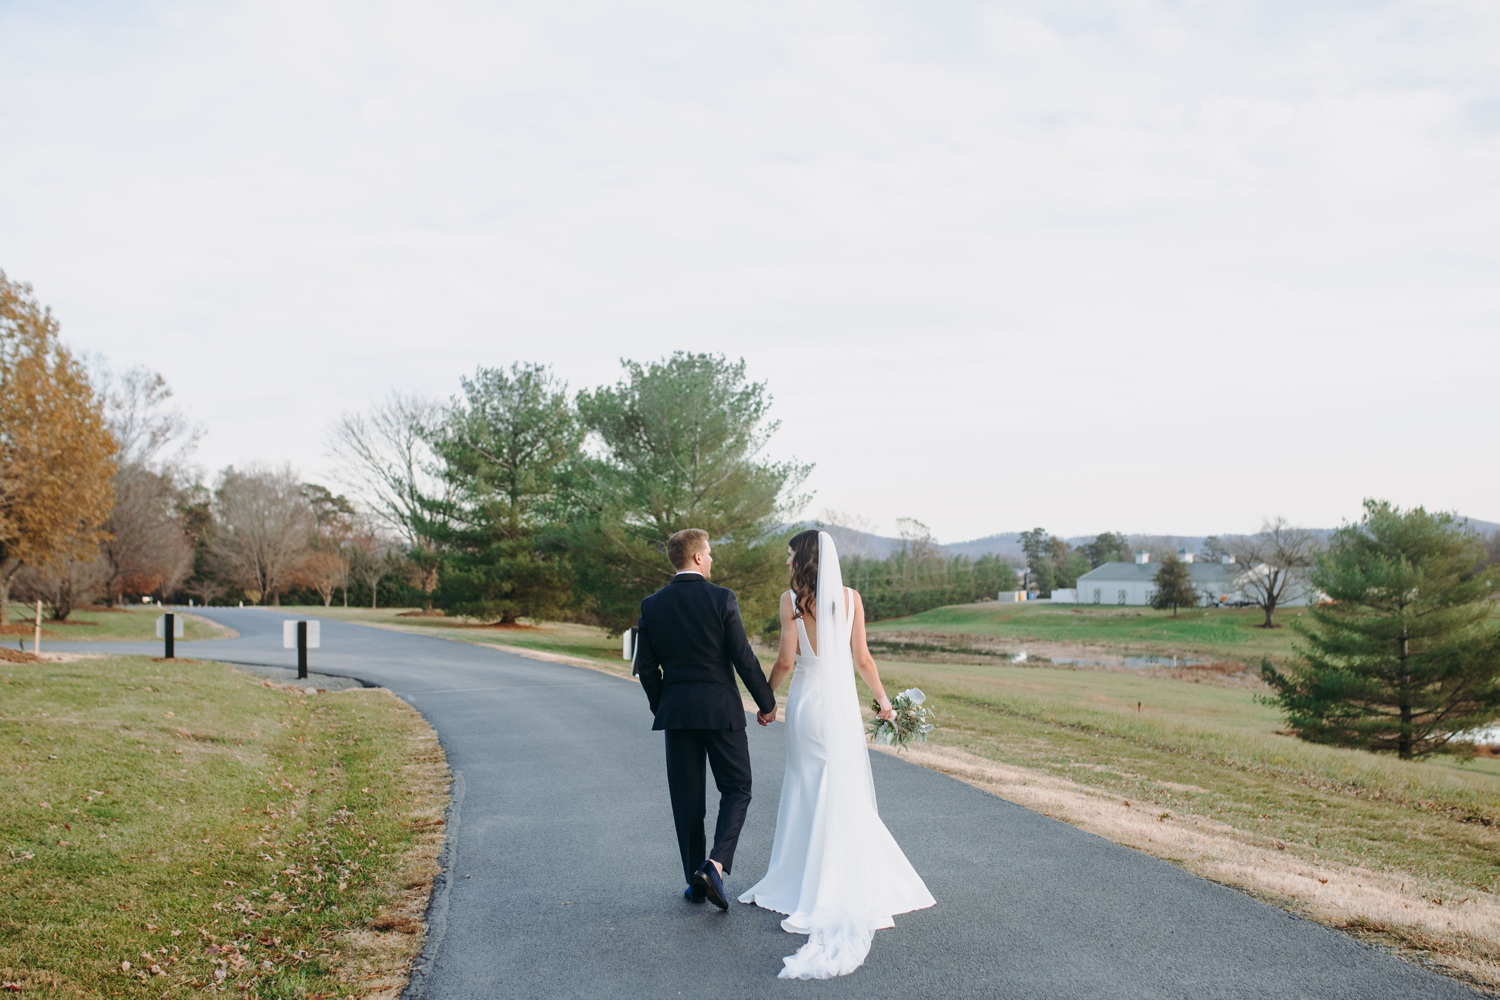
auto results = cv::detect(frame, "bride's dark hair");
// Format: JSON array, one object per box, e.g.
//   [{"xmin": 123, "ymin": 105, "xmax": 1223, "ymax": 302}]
[{"xmin": 788, "ymin": 529, "xmax": 820, "ymax": 619}]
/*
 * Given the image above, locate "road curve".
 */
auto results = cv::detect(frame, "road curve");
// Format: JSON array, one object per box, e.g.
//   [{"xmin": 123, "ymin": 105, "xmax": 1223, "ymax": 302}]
[{"xmin": 51, "ymin": 608, "xmax": 1483, "ymax": 999}]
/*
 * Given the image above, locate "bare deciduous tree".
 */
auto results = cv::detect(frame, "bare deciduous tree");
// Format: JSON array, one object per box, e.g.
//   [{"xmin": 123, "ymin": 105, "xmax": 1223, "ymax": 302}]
[
  {"xmin": 294, "ymin": 549, "xmax": 348, "ymax": 607},
  {"xmin": 210, "ymin": 465, "xmax": 315, "ymax": 606},
  {"xmin": 328, "ymin": 392, "xmax": 452, "ymax": 609},
  {"xmin": 1233, "ymin": 517, "xmax": 1319, "ymax": 628},
  {"xmin": 346, "ymin": 523, "xmax": 396, "ymax": 609},
  {"xmin": 90, "ymin": 361, "xmax": 201, "ymax": 471},
  {"xmin": 14, "ymin": 554, "xmax": 109, "ymax": 621},
  {"xmin": 182, "ymin": 575, "xmax": 225, "ymax": 608},
  {"xmin": 100, "ymin": 464, "xmax": 194, "ymax": 604}
]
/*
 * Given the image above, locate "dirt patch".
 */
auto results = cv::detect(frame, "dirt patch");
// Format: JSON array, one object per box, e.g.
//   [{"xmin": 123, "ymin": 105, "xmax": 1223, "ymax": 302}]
[
  {"xmin": 2, "ymin": 619, "xmax": 98, "ymax": 629},
  {"xmin": 0, "ymin": 624, "xmax": 48, "ymax": 636},
  {"xmin": 0, "ymin": 648, "xmax": 42, "ymax": 663},
  {"xmin": 449, "ymin": 621, "xmax": 537, "ymax": 631},
  {"xmin": 882, "ymin": 742, "xmax": 1500, "ymax": 993},
  {"xmin": 395, "ymin": 610, "xmax": 447, "ymax": 618},
  {"xmin": 869, "ymin": 632, "xmax": 1264, "ymax": 688}
]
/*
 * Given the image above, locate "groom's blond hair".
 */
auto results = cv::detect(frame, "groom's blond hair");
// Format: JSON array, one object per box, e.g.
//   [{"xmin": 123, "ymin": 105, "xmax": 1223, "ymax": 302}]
[{"xmin": 668, "ymin": 528, "xmax": 710, "ymax": 570}]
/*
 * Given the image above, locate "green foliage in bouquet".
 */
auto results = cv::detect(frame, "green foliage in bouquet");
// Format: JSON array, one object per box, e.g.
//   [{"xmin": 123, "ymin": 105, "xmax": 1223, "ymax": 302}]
[{"xmin": 867, "ymin": 687, "xmax": 937, "ymax": 752}]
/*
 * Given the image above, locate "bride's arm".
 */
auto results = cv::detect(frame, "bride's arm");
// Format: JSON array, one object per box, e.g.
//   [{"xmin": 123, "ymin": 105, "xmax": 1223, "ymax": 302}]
[
  {"xmin": 763, "ymin": 592, "xmax": 798, "ymax": 700},
  {"xmin": 849, "ymin": 590, "xmax": 895, "ymax": 721}
]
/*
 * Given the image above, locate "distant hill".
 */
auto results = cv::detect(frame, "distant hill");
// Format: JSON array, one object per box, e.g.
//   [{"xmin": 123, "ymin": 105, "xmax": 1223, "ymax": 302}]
[{"xmin": 816, "ymin": 515, "xmax": 1499, "ymax": 563}]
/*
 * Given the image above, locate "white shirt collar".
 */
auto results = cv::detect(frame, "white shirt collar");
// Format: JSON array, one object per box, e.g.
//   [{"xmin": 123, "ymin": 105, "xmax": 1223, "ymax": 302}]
[{"xmin": 675, "ymin": 570, "xmax": 704, "ymax": 577}]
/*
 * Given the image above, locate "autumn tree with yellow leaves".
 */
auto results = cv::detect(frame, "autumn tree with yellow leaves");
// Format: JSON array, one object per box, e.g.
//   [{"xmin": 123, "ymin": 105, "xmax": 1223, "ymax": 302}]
[{"xmin": 0, "ymin": 272, "xmax": 117, "ymax": 625}]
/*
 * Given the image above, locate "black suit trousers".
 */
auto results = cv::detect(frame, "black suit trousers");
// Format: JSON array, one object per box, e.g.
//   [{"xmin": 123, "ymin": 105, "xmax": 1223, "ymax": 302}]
[{"xmin": 664, "ymin": 727, "xmax": 752, "ymax": 883}]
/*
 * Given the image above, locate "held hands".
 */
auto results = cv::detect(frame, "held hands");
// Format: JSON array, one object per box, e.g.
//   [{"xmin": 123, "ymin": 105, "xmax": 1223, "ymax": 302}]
[{"xmin": 757, "ymin": 709, "xmax": 776, "ymax": 726}]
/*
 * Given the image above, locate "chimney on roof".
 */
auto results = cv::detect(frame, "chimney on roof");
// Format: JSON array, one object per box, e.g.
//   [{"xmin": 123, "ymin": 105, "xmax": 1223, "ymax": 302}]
[
  {"xmin": 1179, "ymin": 548, "xmax": 1194, "ymax": 564},
  {"xmin": 1134, "ymin": 551, "xmax": 1150, "ymax": 564}
]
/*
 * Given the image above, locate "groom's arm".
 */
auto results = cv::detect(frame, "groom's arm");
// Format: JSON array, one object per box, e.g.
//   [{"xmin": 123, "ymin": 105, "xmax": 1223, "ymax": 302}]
[
  {"xmin": 634, "ymin": 607, "xmax": 663, "ymax": 714},
  {"xmin": 724, "ymin": 592, "xmax": 776, "ymax": 716}
]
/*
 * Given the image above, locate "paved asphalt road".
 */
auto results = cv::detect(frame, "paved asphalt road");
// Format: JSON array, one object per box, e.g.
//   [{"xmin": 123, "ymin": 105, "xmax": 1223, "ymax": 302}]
[{"xmin": 51, "ymin": 608, "xmax": 1482, "ymax": 999}]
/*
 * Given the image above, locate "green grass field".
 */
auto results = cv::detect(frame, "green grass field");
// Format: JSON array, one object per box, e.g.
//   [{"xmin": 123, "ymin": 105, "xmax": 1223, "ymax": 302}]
[
  {"xmin": 876, "ymin": 655, "xmax": 1500, "ymax": 884},
  {"xmin": 0, "ymin": 655, "xmax": 445, "ymax": 997},
  {"xmin": 3, "ymin": 605, "xmax": 231, "ymax": 646},
  {"xmin": 866, "ymin": 601, "xmax": 1317, "ymax": 665}
]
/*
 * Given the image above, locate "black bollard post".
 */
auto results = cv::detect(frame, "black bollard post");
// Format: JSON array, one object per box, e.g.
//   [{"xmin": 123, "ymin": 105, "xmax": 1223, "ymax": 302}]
[
  {"xmin": 297, "ymin": 621, "xmax": 309, "ymax": 680},
  {"xmin": 164, "ymin": 612, "xmax": 175, "ymax": 660}
]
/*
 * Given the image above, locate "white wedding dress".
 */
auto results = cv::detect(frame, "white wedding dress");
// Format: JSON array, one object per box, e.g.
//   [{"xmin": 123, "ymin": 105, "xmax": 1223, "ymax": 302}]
[{"xmin": 738, "ymin": 532, "xmax": 935, "ymax": 979}]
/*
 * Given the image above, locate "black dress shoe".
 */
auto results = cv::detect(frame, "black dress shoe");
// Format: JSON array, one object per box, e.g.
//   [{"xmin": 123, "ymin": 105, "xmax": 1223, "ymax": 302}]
[
  {"xmin": 690, "ymin": 861, "xmax": 729, "ymax": 911},
  {"xmin": 683, "ymin": 885, "xmax": 706, "ymax": 904}
]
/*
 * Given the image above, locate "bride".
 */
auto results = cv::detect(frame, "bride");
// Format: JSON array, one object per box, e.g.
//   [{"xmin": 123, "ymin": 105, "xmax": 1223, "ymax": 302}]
[{"xmin": 739, "ymin": 529, "xmax": 935, "ymax": 979}]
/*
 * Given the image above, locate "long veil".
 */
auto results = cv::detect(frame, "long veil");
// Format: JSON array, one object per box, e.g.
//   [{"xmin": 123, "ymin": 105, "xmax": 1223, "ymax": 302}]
[
  {"xmin": 812, "ymin": 530, "xmax": 876, "ymax": 807},
  {"xmin": 777, "ymin": 530, "xmax": 883, "ymax": 979}
]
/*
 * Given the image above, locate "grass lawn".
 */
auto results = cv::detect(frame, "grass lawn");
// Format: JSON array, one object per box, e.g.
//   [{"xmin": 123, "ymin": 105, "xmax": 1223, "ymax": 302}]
[
  {"xmin": 866, "ymin": 601, "xmax": 1318, "ymax": 667},
  {"xmin": 2, "ymin": 605, "xmax": 232, "ymax": 646},
  {"xmin": 864, "ymin": 654, "xmax": 1500, "ymax": 990},
  {"xmin": 0, "ymin": 655, "xmax": 446, "ymax": 997},
  {"xmin": 875, "ymin": 655, "xmax": 1500, "ymax": 885}
]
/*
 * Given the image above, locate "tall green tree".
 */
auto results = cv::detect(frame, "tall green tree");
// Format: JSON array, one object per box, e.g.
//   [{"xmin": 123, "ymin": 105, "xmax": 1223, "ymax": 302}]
[
  {"xmin": 1262, "ymin": 500, "xmax": 1500, "ymax": 760},
  {"xmin": 1019, "ymin": 528, "xmax": 1088, "ymax": 594},
  {"xmin": 573, "ymin": 352, "xmax": 811, "ymax": 633},
  {"xmin": 1150, "ymin": 555, "xmax": 1197, "ymax": 617},
  {"xmin": 429, "ymin": 362, "xmax": 581, "ymax": 623},
  {"xmin": 1053, "ymin": 540, "xmax": 1090, "ymax": 590},
  {"xmin": 1082, "ymin": 531, "xmax": 1132, "ymax": 568},
  {"xmin": 1018, "ymin": 527, "xmax": 1055, "ymax": 594}
]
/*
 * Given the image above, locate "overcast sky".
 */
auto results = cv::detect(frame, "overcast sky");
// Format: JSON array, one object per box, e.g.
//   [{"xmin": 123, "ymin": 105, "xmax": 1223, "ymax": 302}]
[{"xmin": 3, "ymin": 0, "xmax": 1496, "ymax": 543}]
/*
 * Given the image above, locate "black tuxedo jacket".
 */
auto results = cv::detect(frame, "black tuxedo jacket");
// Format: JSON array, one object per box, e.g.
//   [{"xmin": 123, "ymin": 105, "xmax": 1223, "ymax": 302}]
[{"xmin": 635, "ymin": 573, "xmax": 776, "ymax": 731}]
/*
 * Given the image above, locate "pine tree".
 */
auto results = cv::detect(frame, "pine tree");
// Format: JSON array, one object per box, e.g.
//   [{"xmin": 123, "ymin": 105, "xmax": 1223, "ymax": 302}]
[
  {"xmin": 572, "ymin": 352, "xmax": 811, "ymax": 633},
  {"xmin": 428, "ymin": 363, "xmax": 581, "ymax": 624},
  {"xmin": 1262, "ymin": 500, "xmax": 1500, "ymax": 760}
]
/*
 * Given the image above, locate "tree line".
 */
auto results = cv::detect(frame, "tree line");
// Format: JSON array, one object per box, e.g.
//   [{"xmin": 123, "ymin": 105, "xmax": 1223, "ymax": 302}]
[
  {"xmin": 836, "ymin": 518, "xmax": 1016, "ymax": 621},
  {"xmin": 2, "ymin": 272, "xmax": 1004, "ymax": 634}
]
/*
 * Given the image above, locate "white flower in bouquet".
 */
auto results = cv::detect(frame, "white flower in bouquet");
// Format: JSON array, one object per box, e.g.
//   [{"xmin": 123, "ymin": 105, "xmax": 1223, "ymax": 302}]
[{"xmin": 867, "ymin": 687, "xmax": 937, "ymax": 752}]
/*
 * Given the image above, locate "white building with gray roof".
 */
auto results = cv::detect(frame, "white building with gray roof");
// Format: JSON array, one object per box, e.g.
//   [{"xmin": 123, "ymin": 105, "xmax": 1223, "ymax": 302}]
[{"xmin": 1072, "ymin": 550, "xmax": 1314, "ymax": 608}]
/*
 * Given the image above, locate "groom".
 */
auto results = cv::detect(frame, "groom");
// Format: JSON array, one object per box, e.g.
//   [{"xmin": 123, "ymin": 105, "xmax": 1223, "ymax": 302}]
[{"xmin": 635, "ymin": 528, "xmax": 776, "ymax": 911}]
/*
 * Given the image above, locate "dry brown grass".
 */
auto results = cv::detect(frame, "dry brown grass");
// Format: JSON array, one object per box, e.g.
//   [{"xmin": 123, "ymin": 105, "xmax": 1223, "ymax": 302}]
[
  {"xmin": 886, "ymin": 742, "xmax": 1500, "ymax": 995},
  {"xmin": 325, "ymin": 690, "xmax": 449, "ymax": 1000}
]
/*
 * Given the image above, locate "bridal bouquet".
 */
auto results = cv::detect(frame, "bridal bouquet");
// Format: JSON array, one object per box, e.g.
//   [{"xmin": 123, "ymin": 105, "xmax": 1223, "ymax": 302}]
[{"xmin": 867, "ymin": 688, "xmax": 936, "ymax": 752}]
